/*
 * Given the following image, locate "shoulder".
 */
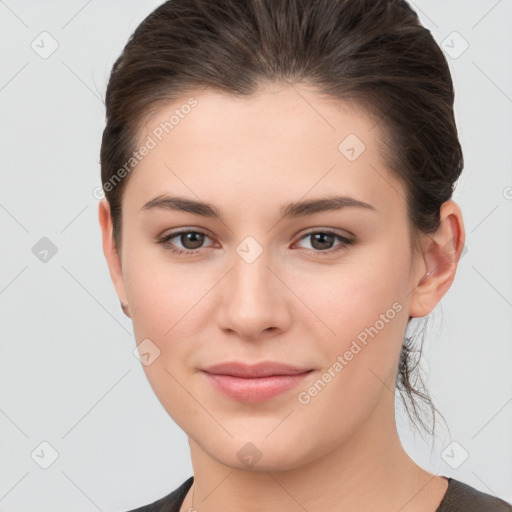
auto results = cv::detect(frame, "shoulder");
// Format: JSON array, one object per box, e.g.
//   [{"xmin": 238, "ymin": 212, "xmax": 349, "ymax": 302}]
[
  {"xmin": 124, "ymin": 476, "xmax": 194, "ymax": 512},
  {"xmin": 437, "ymin": 478, "xmax": 512, "ymax": 512}
]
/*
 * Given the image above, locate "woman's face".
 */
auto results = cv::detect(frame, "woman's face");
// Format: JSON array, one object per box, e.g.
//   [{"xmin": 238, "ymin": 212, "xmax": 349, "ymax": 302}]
[{"xmin": 100, "ymin": 83, "xmax": 437, "ymax": 471}]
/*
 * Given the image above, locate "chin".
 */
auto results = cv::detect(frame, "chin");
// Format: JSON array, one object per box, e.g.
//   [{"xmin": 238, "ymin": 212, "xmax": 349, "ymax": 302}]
[{"xmin": 198, "ymin": 429, "xmax": 318, "ymax": 473}]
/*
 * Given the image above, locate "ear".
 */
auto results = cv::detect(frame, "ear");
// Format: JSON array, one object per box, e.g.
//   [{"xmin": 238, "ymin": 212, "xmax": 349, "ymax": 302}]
[
  {"xmin": 409, "ymin": 199, "xmax": 466, "ymax": 318},
  {"xmin": 98, "ymin": 198, "xmax": 131, "ymax": 318}
]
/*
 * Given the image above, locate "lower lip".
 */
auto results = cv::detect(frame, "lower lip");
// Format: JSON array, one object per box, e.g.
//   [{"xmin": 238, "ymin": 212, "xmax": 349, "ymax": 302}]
[{"xmin": 202, "ymin": 371, "xmax": 313, "ymax": 403}]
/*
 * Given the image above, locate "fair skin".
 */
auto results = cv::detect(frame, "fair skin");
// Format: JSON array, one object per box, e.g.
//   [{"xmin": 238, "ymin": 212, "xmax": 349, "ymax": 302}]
[{"xmin": 99, "ymin": 83, "xmax": 465, "ymax": 512}]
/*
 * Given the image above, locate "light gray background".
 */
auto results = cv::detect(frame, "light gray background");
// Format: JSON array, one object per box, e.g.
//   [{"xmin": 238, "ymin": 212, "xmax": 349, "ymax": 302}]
[{"xmin": 0, "ymin": 1, "xmax": 511, "ymax": 511}]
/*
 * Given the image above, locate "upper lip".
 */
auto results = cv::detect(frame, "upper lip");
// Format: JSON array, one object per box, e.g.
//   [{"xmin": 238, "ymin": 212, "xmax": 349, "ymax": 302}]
[{"xmin": 202, "ymin": 361, "xmax": 313, "ymax": 378}]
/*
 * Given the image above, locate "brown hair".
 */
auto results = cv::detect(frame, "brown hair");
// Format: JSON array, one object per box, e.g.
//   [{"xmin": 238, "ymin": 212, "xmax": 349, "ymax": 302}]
[{"xmin": 100, "ymin": 0, "xmax": 463, "ymax": 439}]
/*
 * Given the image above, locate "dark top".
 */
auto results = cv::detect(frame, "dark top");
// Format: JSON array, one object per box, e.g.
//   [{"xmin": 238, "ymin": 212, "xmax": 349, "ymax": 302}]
[{"xmin": 125, "ymin": 475, "xmax": 512, "ymax": 512}]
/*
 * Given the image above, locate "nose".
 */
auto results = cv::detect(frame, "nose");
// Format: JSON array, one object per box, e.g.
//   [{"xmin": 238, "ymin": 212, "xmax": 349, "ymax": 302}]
[{"xmin": 217, "ymin": 246, "xmax": 292, "ymax": 341}]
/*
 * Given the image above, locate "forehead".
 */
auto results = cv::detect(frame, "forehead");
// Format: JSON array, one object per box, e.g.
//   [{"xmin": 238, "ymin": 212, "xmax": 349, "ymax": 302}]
[
  {"xmin": 124, "ymin": 84, "xmax": 405, "ymax": 220},
  {"xmin": 138, "ymin": 83, "xmax": 379, "ymax": 151}
]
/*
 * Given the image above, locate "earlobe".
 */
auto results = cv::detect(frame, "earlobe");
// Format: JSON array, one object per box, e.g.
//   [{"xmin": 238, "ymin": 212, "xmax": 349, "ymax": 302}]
[
  {"xmin": 409, "ymin": 200, "xmax": 465, "ymax": 318},
  {"xmin": 120, "ymin": 300, "xmax": 131, "ymax": 318},
  {"xmin": 98, "ymin": 199, "xmax": 129, "ymax": 312}
]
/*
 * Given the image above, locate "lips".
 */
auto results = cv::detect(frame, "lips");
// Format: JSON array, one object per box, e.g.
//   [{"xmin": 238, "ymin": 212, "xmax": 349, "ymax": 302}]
[
  {"xmin": 201, "ymin": 361, "xmax": 312, "ymax": 378},
  {"xmin": 200, "ymin": 361, "xmax": 314, "ymax": 402}
]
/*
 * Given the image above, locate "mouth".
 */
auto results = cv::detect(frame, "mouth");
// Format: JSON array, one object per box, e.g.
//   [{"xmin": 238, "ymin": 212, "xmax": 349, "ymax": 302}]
[
  {"xmin": 200, "ymin": 361, "xmax": 314, "ymax": 402},
  {"xmin": 202, "ymin": 361, "xmax": 313, "ymax": 378}
]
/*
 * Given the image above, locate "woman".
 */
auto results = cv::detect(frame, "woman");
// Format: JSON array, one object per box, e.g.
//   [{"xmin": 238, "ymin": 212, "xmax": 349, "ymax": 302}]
[{"xmin": 98, "ymin": 0, "xmax": 512, "ymax": 511}]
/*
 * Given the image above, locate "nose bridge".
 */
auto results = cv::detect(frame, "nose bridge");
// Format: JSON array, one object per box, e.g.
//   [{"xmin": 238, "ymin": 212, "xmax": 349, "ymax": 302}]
[
  {"xmin": 231, "ymin": 237, "xmax": 275, "ymax": 305},
  {"xmin": 219, "ymin": 235, "xmax": 286, "ymax": 338}
]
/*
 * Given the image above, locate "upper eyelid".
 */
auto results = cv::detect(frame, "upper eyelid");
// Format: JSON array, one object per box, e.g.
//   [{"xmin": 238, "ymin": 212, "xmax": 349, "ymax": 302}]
[{"xmin": 161, "ymin": 228, "xmax": 215, "ymax": 243}]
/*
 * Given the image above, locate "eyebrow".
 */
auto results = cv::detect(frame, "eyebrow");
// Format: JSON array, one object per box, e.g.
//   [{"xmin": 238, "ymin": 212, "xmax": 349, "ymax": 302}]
[{"xmin": 141, "ymin": 194, "xmax": 376, "ymax": 220}]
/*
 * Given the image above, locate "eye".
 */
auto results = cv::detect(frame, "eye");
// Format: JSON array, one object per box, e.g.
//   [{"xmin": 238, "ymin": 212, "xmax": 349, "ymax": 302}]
[
  {"xmin": 293, "ymin": 230, "xmax": 354, "ymax": 257},
  {"xmin": 156, "ymin": 228, "xmax": 354, "ymax": 258},
  {"xmin": 157, "ymin": 229, "xmax": 214, "ymax": 256}
]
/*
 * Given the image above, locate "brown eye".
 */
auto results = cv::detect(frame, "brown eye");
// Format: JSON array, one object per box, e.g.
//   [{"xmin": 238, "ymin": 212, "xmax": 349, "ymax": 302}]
[
  {"xmin": 309, "ymin": 232, "xmax": 336, "ymax": 250},
  {"xmin": 157, "ymin": 229, "xmax": 213, "ymax": 255},
  {"xmin": 295, "ymin": 230, "xmax": 354, "ymax": 256},
  {"xmin": 176, "ymin": 231, "xmax": 205, "ymax": 250}
]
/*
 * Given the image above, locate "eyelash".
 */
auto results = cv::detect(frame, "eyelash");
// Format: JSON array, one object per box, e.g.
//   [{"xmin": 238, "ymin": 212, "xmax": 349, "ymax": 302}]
[{"xmin": 156, "ymin": 229, "xmax": 354, "ymax": 258}]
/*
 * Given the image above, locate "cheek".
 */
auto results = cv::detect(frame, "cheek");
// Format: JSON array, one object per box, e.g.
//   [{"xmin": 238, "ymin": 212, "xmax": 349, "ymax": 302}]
[
  {"xmin": 124, "ymin": 256, "xmax": 209, "ymax": 422},
  {"xmin": 125, "ymin": 253, "xmax": 222, "ymax": 388},
  {"xmin": 293, "ymin": 269, "xmax": 409, "ymax": 440},
  {"xmin": 289, "ymin": 244, "xmax": 408, "ymax": 337},
  {"xmin": 124, "ymin": 245, "xmax": 209, "ymax": 337},
  {"xmin": 288, "ymin": 242, "xmax": 410, "ymax": 392}
]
